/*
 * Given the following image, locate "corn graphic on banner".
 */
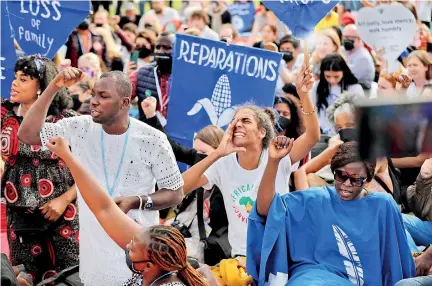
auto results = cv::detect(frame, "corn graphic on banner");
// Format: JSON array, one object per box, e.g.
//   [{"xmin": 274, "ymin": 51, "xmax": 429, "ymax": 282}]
[{"xmin": 166, "ymin": 34, "xmax": 281, "ymax": 149}]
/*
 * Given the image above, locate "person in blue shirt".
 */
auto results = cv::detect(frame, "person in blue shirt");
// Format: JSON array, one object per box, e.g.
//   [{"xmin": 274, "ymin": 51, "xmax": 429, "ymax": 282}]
[{"xmin": 248, "ymin": 140, "xmax": 415, "ymax": 286}]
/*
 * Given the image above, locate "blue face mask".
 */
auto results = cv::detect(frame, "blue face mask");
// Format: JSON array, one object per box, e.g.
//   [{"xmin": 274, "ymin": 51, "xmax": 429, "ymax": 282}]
[{"xmin": 125, "ymin": 247, "xmax": 150, "ymax": 274}]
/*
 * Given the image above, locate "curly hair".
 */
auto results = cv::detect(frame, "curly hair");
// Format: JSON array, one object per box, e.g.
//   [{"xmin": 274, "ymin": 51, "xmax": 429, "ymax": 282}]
[
  {"xmin": 330, "ymin": 142, "xmax": 375, "ymax": 182},
  {"xmin": 14, "ymin": 55, "xmax": 72, "ymax": 116},
  {"xmin": 145, "ymin": 226, "xmax": 210, "ymax": 286},
  {"xmin": 234, "ymin": 104, "xmax": 276, "ymax": 149},
  {"xmin": 326, "ymin": 92, "xmax": 359, "ymax": 128}
]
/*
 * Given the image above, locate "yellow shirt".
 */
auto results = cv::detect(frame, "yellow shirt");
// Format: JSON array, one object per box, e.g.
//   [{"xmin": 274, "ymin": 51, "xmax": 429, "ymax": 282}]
[{"xmin": 314, "ymin": 11, "xmax": 340, "ymax": 32}]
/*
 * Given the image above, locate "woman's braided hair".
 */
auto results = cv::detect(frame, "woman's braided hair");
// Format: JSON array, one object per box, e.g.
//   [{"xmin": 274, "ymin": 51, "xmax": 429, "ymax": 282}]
[
  {"xmin": 146, "ymin": 225, "xmax": 210, "ymax": 286},
  {"xmin": 14, "ymin": 55, "xmax": 72, "ymax": 116}
]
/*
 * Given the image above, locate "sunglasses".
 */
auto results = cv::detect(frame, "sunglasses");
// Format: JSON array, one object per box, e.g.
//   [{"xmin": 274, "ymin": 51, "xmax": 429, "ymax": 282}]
[{"xmin": 334, "ymin": 169, "xmax": 366, "ymax": 187}]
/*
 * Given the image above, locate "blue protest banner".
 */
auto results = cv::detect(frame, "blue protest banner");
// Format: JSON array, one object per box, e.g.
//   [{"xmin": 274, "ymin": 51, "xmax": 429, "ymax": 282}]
[
  {"xmin": 1, "ymin": 1, "xmax": 17, "ymax": 99},
  {"xmin": 262, "ymin": 0, "xmax": 339, "ymax": 39},
  {"xmin": 228, "ymin": 1, "xmax": 256, "ymax": 34},
  {"xmin": 5, "ymin": 0, "xmax": 90, "ymax": 58},
  {"xmin": 166, "ymin": 34, "xmax": 281, "ymax": 148}
]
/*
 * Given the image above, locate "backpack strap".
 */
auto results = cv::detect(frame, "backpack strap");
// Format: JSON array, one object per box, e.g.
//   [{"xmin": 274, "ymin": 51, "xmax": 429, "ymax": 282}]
[{"xmin": 197, "ymin": 188, "xmax": 207, "ymax": 241}]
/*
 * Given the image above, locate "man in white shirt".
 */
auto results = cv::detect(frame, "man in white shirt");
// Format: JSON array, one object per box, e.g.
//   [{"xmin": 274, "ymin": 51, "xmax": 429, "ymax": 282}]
[
  {"xmin": 140, "ymin": 0, "xmax": 180, "ymax": 28},
  {"xmin": 342, "ymin": 24, "xmax": 375, "ymax": 90},
  {"xmin": 18, "ymin": 70, "xmax": 184, "ymax": 286}
]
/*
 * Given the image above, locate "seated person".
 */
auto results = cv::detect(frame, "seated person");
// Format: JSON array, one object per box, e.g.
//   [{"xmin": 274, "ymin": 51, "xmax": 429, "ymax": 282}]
[
  {"xmin": 44, "ymin": 137, "xmax": 212, "ymax": 286},
  {"xmin": 402, "ymin": 158, "xmax": 432, "ymax": 248},
  {"xmin": 248, "ymin": 141, "xmax": 415, "ymax": 285}
]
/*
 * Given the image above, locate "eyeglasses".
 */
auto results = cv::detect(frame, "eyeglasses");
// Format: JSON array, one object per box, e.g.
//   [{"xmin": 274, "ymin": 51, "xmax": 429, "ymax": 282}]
[{"xmin": 333, "ymin": 169, "xmax": 366, "ymax": 187}]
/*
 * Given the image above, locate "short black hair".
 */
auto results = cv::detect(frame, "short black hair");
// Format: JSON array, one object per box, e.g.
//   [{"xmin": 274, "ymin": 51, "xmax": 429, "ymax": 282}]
[
  {"xmin": 99, "ymin": 71, "xmax": 132, "ymax": 98},
  {"xmin": 14, "ymin": 55, "xmax": 71, "ymax": 116},
  {"xmin": 330, "ymin": 142, "xmax": 375, "ymax": 182},
  {"xmin": 279, "ymin": 35, "xmax": 300, "ymax": 49}
]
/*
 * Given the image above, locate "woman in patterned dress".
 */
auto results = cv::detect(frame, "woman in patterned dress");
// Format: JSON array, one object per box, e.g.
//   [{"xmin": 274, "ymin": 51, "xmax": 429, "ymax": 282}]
[{"xmin": 1, "ymin": 56, "xmax": 79, "ymax": 283}]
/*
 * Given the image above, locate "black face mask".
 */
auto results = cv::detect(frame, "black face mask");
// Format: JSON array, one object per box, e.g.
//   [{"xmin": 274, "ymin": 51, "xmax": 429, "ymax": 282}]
[
  {"xmin": 338, "ymin": 128, "xmax": 357, "ymax": 143},
  {"xmin": 275, "ymin": 116, "xmax": 291, "ymax": 134},
  {"xmin": 78, "ymin": 20, "xmax": 89, "ymax": 30},
  {"xmin": 138, "ymin": 46, "xmax": 153, "ymax": 59},
  {"xmin": 125, "ymin": 248, "xmax": 148, "ymax": 274},
  {"xmin": 343, "ymin": 39, "xmax": 355, "ymax": 51},
  {"xmin": 282, "ymin": 51, "xmax": 294, "ymax": 63},
  {"xmin": 155, "ymin": 53, "xmax": 172, "ymax": 74}
]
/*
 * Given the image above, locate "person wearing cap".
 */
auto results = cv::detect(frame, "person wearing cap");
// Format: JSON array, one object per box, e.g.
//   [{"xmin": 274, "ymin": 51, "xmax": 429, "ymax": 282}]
[
  {"xmin": 119, "ymin": 2, "xmax": 142, "ymax": 29},
  {"xmin": 342, "ymin": 24, "xmax": 375, "ymax": 90}
]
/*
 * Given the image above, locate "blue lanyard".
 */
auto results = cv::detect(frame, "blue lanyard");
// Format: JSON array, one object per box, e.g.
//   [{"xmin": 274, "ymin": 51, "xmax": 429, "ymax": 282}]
[{"xmin": 100, "ymin": 121, "xmax": 131, "ymax": 197}]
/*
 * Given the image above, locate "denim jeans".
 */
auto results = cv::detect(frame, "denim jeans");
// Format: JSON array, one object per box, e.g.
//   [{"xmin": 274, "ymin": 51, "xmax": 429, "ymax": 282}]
[
  {"xmin": 403, "ymin": 214, "xmax": 432, "ymax": 246},
  {"xmin": 394, "ymin": 275, "xmax": 432, "ymax": 286}
]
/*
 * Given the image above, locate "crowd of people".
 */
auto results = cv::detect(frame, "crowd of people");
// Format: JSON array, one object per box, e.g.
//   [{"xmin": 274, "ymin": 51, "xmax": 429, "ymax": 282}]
[{"xmin": 1, "ymin": 0, "xmax": 432, "ymax": 285}]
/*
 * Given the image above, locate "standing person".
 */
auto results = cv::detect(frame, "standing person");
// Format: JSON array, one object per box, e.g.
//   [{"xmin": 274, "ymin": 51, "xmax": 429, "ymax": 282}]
[
  {"xmin": 17, "ymin": 69, "xmax": 184, "ymax": 286},
  {"xmin": 2, "ymin": 56, "xmax": 79, "ymax": 283},
  {"xmin": 43, "ymin": 136, "xmax": 211, "ymax": 286},
  {"xmin": 342, "ymin": 24, "xmax": 375, "ymax": 90},
  {"xmin": 310, "ymin": 53, "xmax": 364, "ymax": 135},
  {"xmin": 188, "ymin": 10, "xmax": 220, "ymax": 41},
  {"xmin": 119, "ymin": 2, "xmax": 142, "ymax": 28},
  {"xmin": 130, "ymin": 32, "xmax": 174, "ymax": 120},
  {"xmin": 140, "ymin": 0, "xmax": 180, "ymax": 29},
  {"xmin": 65, "ymin": 19, "xmax": 107, "ymax": 68},
  {"xmin": 310, "ymin": 29, "xmax": 342, "ymax": 78},
  {"xmin": 206, "ymin": 0, "xmax": 231, "ymax": 34},
  {"xmin": 407, "ymin": 50, "xmax": 432, "ymax": 96}
]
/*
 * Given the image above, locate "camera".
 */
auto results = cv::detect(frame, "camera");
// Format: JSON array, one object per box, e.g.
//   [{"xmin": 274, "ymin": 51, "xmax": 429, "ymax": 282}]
[{"xmin": 171, "ymin": 220, "xmax": 192, "ymax": 238}]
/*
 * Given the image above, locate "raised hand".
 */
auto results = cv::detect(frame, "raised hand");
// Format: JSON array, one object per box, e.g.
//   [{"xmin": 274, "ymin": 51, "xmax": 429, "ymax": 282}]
[
  {"xmin": 54, "ymin": 67, "xmax": 84, "ymax": 88},
  {"xmin": 215, "ymin": 119, "xmax": 246, "ymax": 157},
  {"xmin": 46, "ymin": 137, "xmax": 72, "ymax": 160},
  {"xmin": 141, "ymin": 96, "xmax": 157, "ymax": 119},
  {"xmin": 395, "ymin": 74, "xmax": 412, "ymax": 91},
  {"xmin": 269, "ymin": 136, "xmax": 294, "ymax": 161},
  {"xmin": 295, "ymin": 64, "xmax": 314, "ymax": 96}
]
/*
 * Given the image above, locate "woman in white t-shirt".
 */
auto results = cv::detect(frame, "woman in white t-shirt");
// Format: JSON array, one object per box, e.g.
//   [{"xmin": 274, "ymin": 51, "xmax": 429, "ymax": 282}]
[
  {"xmin": 310, "ymin": 53, "xmax": 364, "ymax": 135},
  {"xmin": 182, "ymin": 64, "xmax": 320, "ymax": 257}
]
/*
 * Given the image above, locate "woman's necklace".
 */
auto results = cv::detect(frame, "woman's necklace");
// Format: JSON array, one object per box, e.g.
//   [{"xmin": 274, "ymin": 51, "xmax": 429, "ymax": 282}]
[
  {"xmin": 149, "ymin": 271, "xmax": 174, "ymax": 286},
  {"xmin": 16, "ymin": 104, "xmax": 23, "ymax": 117}
]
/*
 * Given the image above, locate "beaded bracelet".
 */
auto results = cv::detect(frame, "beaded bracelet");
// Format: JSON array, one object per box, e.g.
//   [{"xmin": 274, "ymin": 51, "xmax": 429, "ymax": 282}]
[{"xmin": 301, "ymin": 106, "xmax": 316, "ymax": 116}]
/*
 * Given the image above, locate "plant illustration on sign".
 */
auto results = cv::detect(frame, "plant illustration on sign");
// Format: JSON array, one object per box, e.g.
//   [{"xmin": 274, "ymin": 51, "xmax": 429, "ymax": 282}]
[{"xmin": 187, "ymin": 74, "xmax": 236, "ymax": 128}]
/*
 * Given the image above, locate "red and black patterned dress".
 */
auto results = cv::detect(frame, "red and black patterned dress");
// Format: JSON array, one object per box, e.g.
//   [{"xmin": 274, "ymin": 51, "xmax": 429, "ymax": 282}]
[{"xmin": 1, "ymin": 100, "xmax": 79, "ymax": 283}]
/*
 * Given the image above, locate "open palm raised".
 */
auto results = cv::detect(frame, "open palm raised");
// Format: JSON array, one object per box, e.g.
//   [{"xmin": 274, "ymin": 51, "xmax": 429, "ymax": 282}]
[{"xmin": 215, "ymin": 118, "xmax": 246, "ymax": 157}]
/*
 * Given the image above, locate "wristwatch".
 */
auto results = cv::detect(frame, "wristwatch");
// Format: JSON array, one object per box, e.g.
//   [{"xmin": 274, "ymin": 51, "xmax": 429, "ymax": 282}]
[{"xmin": 143, "ymin": 195, "xmax": 153, "ymax": 210}]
